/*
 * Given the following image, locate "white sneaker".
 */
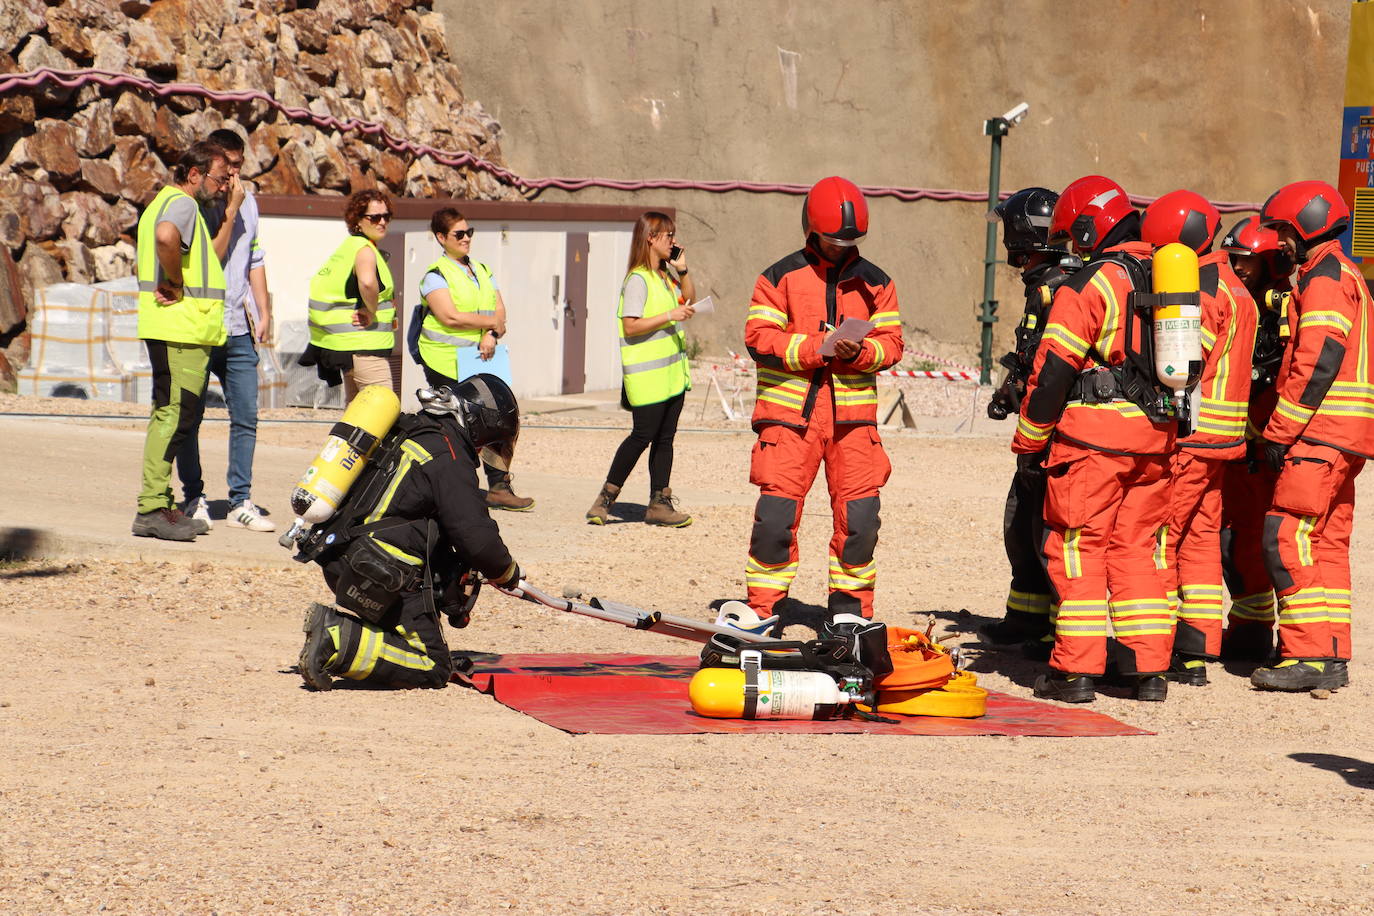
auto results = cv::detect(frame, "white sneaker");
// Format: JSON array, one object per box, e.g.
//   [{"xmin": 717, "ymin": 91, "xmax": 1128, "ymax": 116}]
[
  {"xmin": 181, "ymin": 495, "xmax": 213, "ymax": 532},
  {"xmin": 227, "ymin": 500, "xmax": 276, "ymax": 532}
]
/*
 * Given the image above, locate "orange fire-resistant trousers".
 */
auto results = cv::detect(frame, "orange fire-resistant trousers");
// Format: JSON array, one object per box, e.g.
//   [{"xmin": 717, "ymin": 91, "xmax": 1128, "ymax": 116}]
[
  {"xmin": 1220, "ymin": 459, "xmax": 1279, "ymax": 634},
  {"xmin": 1041, "ymin": 450, "xmax": 1173, "ymax": 676},
  {"xmin": 1263, "ymin": 441, "xmax": 1363, "ymax": 660},
  {"xmin": 1167, "ymin": 451, "xmax": 1228, "ymax": 657},
  {"xmin": 746, "ymin": 390, "xmax": 892, "ymax": 619}
]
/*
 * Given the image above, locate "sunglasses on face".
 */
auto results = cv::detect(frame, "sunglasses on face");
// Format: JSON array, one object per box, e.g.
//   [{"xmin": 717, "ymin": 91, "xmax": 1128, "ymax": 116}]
[
  {"xmin": 362, "ymin": 212, "xmax": 393, "ymax": 224},
  {"xmin": 448, "ymin": 228, "xmax": 475, "ymax": 240}
]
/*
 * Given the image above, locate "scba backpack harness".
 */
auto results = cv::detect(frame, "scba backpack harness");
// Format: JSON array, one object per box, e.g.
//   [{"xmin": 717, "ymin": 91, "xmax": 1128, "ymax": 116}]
[
  {"xmin": 1065, "ymin": 246, "xmax": 1203, "ymax": 435},
  {"xmin": 292, "ymin": 413, "xmax": 480, "ymax": 629}
]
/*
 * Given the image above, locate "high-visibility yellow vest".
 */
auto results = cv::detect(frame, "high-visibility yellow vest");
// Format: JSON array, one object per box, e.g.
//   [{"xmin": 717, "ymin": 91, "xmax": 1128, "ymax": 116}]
[
  {"xmin": 618, "ymin": 266, "xmax": 690, "ymax": 406},
  {"xmin": 136, "ymin": 185, "xmax": 227, "ymax": 346},
  {"xmin": 308, "ymin": 235, "xmax": 396, "ymax": 352},
  {"xmin": 417, "ymin": 256, "xmax": 497, "ymax": 376}
]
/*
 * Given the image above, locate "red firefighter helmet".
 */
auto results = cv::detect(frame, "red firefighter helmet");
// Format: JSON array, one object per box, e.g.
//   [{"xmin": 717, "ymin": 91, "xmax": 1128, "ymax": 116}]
[
  {"xmin": 1260, "ymin": 180, "xmax": 1350, "ymax": 243},
  {"xmin": 1220, "ymin": 215, "xmax": 1293, "ymax": 279},
  {"xmin": 1049, "ymin": 175, "xmax": 1136, "ymax": 255},
  {"xmin": 1220, "ymin": 215, "xmax": 1280, "ymax": 257},
  {"xmin": 1141, "ymin": 189, "xmax": 1221, "ymax": 253},
  {"xmin": 803, "ymin": 176, "xmax": 868, "ymax": 247}
]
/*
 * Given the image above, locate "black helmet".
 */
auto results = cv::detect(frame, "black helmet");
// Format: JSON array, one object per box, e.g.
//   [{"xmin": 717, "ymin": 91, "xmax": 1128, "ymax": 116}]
[
  {"xmin": 417, "ymin": 373, "xmax": 520, "ymax": 469},
  {"xmin": 992, "ymin": 187, "xmax": 1062, "ymax": 267}
]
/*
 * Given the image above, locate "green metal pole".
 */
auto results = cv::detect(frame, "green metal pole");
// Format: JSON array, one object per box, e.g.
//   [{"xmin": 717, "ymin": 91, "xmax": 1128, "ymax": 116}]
[{"xmin": 978, "ymin": 127, "xmax": 1004, "ymax": 385}]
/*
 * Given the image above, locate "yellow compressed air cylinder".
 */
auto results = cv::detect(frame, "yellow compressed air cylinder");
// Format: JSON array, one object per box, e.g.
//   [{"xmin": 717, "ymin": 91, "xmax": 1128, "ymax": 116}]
[
  {"xmin": 290, "ymin": 385, "xmax": 401, "ymax": 524},
  {"xmin": 1151, "ymin": 242, "xmax": 1203, "ymax": 391},
  {"xmin": 688, "ymin": 667, "xmax": 856, "ymax": 720}
]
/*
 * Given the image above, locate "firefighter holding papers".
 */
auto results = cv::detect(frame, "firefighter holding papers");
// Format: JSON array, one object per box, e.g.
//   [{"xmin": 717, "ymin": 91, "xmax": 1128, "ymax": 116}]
[
  {"xmin": 1251, "ymin": 180, "xmax": 1374, "ymax": 692},
  {"xmin": 1012, "ymin": 175, "xmax": 1177, "ymax": 704},
  {"xmin": 743, "ymin": 176, "xmax": 903, "ymax": 621}
]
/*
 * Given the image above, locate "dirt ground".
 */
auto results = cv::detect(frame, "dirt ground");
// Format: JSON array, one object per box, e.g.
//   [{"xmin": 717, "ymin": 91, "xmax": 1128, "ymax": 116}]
[{"xmin": 2, "ymin": 389, "xmax": 1372, "ymax": 915}]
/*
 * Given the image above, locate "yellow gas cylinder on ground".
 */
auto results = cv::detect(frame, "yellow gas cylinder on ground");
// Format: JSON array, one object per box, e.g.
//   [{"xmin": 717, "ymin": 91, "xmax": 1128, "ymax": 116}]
[
  {"xmin": 688, "ymin": 666, "xmax": 860, "ymax": 720},
  {"xmin": 1151, "ymin": 242, "xmax": 1203, "ymax": 400},
  {"xmin": 290, "ymin": 385, "xmax": 400, "ymax": 524}
]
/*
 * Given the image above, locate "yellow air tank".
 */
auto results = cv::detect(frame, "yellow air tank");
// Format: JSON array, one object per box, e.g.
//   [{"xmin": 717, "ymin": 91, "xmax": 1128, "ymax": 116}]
[
  {"xmin": 290, "ymin": 385, "xmax": 401, "ymax": 524},
  {"xmin": 688, "ymin": 666, "xmax": 859, "ymax": 720},
  {"xmin": 1151, "ymin": 242, "xmax": 1203, "ymax": 397}
]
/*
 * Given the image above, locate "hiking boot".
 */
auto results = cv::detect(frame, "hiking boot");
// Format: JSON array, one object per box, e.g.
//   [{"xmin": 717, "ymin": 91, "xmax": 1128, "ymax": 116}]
[
  {"xmin": 1220, "ymin": 623, "xmax": 1275, "ymax": 663},
  {"xmin": 1032, "ymin": 671, "xmax": 1095, "ymax": 703},
  {"xmin": 980, "ymin": 612, "xmax": 1050, "ymax": 647},
  {"xmin": 585, "ymin": 482, "xmax": 620, "ymax": 525},
  {"xmin": 645, "ymin": 487, "xmax": 692, "ymax": 528},
  {"xmin": 485, "ymin": 478, "xmax": 535, "ymax": 512},
  {"xmin": 227, "ymin": 500, "xmax": 276, "ymax": 532},
  {"xmin": 131, "ymin": 507, "xmax": 200, "ymax": 542},
  {"xmin": 1250, "ymin": 658, "xmax": 1347, "ymax": 692},
  {"xmin": 1167, "ymin": 653, "xmax": 1210, "ymax": 686},
  {"xmin": 180, "ymin": 495, "xmax": 213, "ymax": 534},
  {"xmin": 1022, "ymin": 634, "xmax": 1054, "ymax": 662},
  {"xmin": 299, "ymin": 602, "xmax": 341, "ymax": 691},
  {"xmin": 1134, "ymin": 674, "xmax": 1169, "ymax": 702}
]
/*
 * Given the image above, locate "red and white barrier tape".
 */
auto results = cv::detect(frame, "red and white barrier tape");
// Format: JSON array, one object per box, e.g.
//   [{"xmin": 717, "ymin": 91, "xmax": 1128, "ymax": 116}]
[
  {"xmin": 880, "ymin": 369, "xmax": 978, "ymax": 380},
  {"xmin": 902, "ymin": 348, "xmax": 980, "ymax": 374}
]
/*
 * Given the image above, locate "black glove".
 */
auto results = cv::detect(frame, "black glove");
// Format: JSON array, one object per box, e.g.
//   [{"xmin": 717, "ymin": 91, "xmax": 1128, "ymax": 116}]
[
  {"xmin": 1262, "ymin": 438, "xmax": 1291, "ymax": 472},
  {"xmin": 491, "ymin": 562, "xmax": 522, "ymax": 589},
  {"xmin": 1016, "ymin": 450, "xmax": 1047, "ymax": 473}
]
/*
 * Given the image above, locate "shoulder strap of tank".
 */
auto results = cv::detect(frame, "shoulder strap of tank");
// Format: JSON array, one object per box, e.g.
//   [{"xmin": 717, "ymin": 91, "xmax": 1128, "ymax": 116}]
[
  {"xmin": 1091, "ymin": 250, "xmax": 1150, "ymax": 292},
  {"xmin": 295, "ymin": 412, "xmax": 445, "ymax": 564}
]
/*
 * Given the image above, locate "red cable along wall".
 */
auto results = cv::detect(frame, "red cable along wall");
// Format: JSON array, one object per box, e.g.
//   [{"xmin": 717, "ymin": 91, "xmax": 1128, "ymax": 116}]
[{"xmin": 0, "ymin": 67, "xmax": 1264, "ymax": 211}]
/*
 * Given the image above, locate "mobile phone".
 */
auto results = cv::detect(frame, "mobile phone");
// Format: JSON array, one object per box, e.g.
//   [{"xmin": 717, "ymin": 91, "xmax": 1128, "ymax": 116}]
[{"xmin": 669, "ymin": 245, "xmax": 682, "ymax": 261}]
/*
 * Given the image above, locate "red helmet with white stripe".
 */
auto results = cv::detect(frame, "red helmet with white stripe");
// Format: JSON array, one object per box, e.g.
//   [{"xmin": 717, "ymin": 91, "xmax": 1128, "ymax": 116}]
[
  {"xmin": 1049, "ymin": 175, "xmax": 1135, "ymax": 256},
  {"xmin": 803, "ymin": 176, "xmax": 868, "ymax": 247}
]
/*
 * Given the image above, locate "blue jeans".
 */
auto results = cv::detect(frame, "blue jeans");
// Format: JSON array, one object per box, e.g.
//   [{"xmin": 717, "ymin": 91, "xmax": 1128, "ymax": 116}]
[{"xmin": 178, "ymin": 333, "xmax": 260, "ymax": 506}]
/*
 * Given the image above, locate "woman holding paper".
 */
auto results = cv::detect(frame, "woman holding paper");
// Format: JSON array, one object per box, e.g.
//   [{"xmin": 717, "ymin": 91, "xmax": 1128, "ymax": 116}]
[
  {"xmin": 416, "ymin": 206, "xmax": 533, "ymax": 511},
  {"xmin": 586, "ymin": 211, "xmax": 696, "ymax": 527}
]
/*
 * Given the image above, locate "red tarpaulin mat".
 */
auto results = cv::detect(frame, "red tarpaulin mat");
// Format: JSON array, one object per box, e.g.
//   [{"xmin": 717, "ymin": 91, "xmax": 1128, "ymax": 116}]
[{"xmin": 462, "ymin": 653, "xmax": 1151, "ymax": 737}]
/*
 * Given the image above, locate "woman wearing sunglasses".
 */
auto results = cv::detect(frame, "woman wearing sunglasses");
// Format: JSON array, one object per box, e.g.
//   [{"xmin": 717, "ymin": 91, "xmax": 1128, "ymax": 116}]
[
  {"xmin": 413, "ymin": 207, "xmax": 533, "ymax": 511},
  {"xmin": 586, "ymin": 210, "xmax": 695, "ymax": 527},
  {"xmin": 306, "ymin": 190, "xmax": 397, "ymax": 403}
]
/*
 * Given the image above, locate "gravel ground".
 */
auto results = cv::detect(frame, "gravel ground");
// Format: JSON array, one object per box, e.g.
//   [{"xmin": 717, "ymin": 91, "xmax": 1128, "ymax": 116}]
[{"xmin": 2, "ymin": 384, "xmax": 1372, "ymax": 915}]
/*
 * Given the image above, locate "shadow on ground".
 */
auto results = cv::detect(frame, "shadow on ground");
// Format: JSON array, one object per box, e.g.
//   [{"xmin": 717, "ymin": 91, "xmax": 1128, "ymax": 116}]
[
  {"xmin": 0, "ymin": 527, "xmax": 50, "ymax": 562},
  {"xmin": 1289, "ymin": 753, "xmax": 1374, "ymax": 789}
]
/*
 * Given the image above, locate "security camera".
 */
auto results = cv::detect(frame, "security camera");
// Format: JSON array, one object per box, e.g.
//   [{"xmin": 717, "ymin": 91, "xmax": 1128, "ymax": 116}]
[{"xmin": 1002, "ymin": 102, "xmax": 1030, "ymax": 126}]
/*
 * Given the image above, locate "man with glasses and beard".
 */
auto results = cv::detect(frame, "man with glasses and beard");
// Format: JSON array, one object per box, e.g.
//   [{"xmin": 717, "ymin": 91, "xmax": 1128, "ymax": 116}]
[{"xmin": 131, "ymin": 140, "xmax": 230, "ymax": 542}]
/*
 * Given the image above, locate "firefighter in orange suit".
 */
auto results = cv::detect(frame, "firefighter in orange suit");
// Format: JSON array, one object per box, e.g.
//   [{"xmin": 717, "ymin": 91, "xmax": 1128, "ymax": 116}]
[
  {"xmin": 1012, "ymin": 175, "xmax": 1176, "ymax": 703},
  {"xmin": 1140, "ymin": 190, "xmax": 1257, "ymax": 686},
  {"xmin": 1252, "ymin": 180, "xmax": 1373, "ymax": 692},
  {"xmin": 1218, "ymin": 216, "xmax": 1294, "ymax": 662},
  {"xmin": 743, "ymin": 176, "xmax": 903, "ymax": 620}
]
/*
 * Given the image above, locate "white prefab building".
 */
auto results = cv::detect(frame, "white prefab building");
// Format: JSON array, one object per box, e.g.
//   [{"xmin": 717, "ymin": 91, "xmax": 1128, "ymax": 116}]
[{"xmin": 255, "ymin": 195, "xmax": 659, "ymax": 410}]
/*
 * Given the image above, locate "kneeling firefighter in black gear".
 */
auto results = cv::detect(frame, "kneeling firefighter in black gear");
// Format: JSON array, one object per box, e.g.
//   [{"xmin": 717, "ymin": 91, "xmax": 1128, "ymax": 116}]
[
  {"xmin": 981, "ymin": 187, "xmax": 1078, "ymax": 652},
  {"xmin": 296, "ymin": 374, "xmax": 524, "ymax": 690}
]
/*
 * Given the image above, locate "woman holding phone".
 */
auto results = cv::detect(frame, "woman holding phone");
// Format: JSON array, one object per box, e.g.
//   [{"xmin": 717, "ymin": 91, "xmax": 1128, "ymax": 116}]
[
  {"xmin": 414, "ymin": 206, "xmax": 533, "ymax": 511},
  {"xmin": 307, "ymin": 190, "xmax": 396, "ymax": 404},
  {"xmin": 586, "ymin": 211, "xmax": 695, "ymax": 527}
]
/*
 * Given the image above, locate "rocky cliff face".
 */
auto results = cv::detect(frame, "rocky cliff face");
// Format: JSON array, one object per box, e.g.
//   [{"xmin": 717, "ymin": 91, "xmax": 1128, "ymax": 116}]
[{"xmin": 0, "ymin": 0, "xmax": 515, "ymax": 390}]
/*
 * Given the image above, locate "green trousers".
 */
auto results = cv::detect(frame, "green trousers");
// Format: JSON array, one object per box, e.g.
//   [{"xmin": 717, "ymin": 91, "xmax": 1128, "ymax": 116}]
[{"xmin": 138, "ymin": 340, "xmax": 210, "ymax": 513}]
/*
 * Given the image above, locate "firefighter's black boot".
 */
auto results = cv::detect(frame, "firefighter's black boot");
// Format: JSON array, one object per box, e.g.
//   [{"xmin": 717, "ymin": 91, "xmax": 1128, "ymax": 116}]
[
  {"xmin": 1033, "ymin": 671, "xmax": 1095, "ymax": 703},
  {"xmin": 1166, "ymin": 652, "xmax": 1209, "ymax": 686},
  {"xmin": 1219, "ymin": 624, "xmax": 1275, "ymax": 663},
  {"xmin": 1134, "ymin": 674, "xmax": 1169, "ymax": 702},
  {"xmin": 1250, "ymin": 659, "xmax": 1346, "ymax": 692},
  {"xmin": 299, "ymin": 602, "xmax": 342, "ymax": 691}
]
